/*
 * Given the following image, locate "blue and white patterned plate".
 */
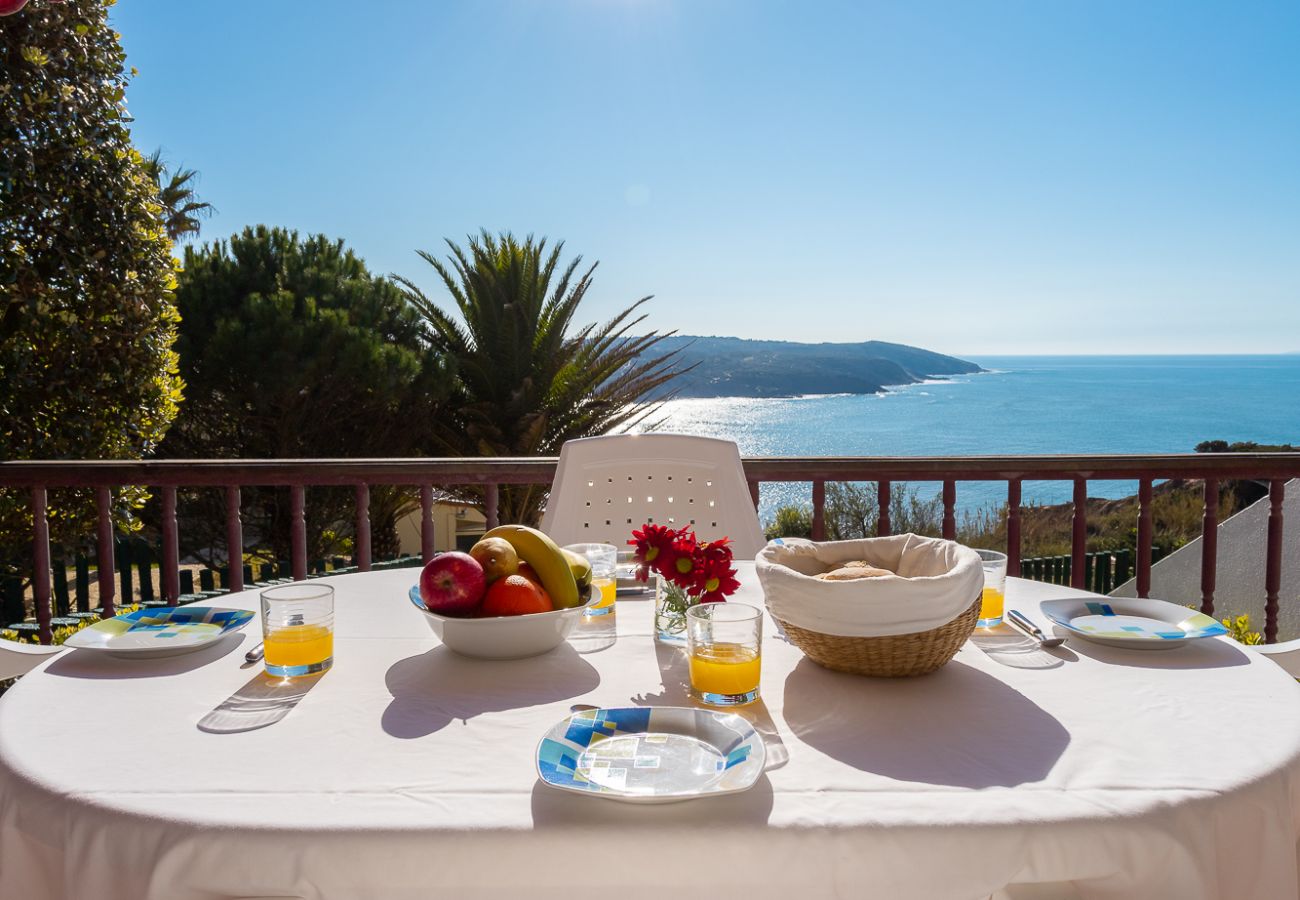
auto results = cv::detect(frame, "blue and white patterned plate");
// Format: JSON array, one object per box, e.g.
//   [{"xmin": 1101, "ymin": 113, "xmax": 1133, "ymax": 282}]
[
  {"xmin": 537, "ymin": 706, "xmax": 766, "ymax": 803},
  {"xmin": 63, "ymin": 607, "xmax": 254, "ymax": 659},
  {"xmin": 1040, "ymin": 597, "xmax": 1227, "ymax": 650}
]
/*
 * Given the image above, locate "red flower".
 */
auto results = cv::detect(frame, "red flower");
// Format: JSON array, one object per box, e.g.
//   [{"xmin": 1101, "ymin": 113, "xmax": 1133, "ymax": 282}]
[
  {"xmin": 630, "ymin": 524, "xmax": 739, "ymax": 601},
  {"xmin": 665, "ymin": 532, "xmax": 701, "ymax": 589},
  {"xmin": 697, "ymin": 537, "xmax": 732, "ymax": 563},
  {"xmin": 629, "ymin": 524, "xmax": 677, "ymax": 582},
  {"xmin": 693, "ymin": 556, "xmax": 740, "ymax": 603}
]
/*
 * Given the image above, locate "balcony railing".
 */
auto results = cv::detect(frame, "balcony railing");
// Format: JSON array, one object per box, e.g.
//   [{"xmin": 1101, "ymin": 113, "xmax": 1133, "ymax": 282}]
[{"xmin": 2, "ymin": 453, "xmax": 1296, "ymax": 644}]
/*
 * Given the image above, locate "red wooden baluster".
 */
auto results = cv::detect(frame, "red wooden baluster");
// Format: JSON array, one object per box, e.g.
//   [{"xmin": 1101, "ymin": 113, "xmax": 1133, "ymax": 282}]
[
  {"xmin": 1137, "ymin": 478, "xmax": 1153, "ymax": 598},
  {"xmin": 878, "ymin": 481, "xmax": 891, "ymax": 537},
  {"xmin": 1007, "ymin": 479, "xmax": 1022, "ymax": 577},
  {"xmin": 290, "ymin": 485, "xmax": 307, "ymax": 581},
  {"xmin": 748, "ymin": 480, "xmax": 760, "ymax": 512},
  {"xmin": 226, "ymin": 486, "xmax": 243, "ymax": 592},
  {"xmin": 1071, "ymin": 478, "xmax": 1087, "ymax": 589},
  {"xmin": 161, "ymin": 486, "xmax": 180, "ymax": 605},
  {"xmin": 942, "ymin": 480, "xmax": 956, "ymax": 540},
  {"xmin": 811, "ymin": 480, "xmax": 826, "ymax": 541},
  {"xmin": 1265, "ymin": 480, "xmax": 1285, "ymax": 644},
  {"xmin": 484, "ymin": 483, "xmax": 500, "ymax": 531},
  {"xmin": 355, "ymin": 483, "xmax": 372, "ymax": 572},
  {"xmin": 96, "ymin": 486, "xmax": 116, "ymax": 618},
  {"xmin": 420, "ymin": 485, "xmax": 435, "ymax": 563},
  {"xmin": 1200, "ymin": 478, "xmax": 1219, "ymax": 616},
  {"xmin": 32, "ymin": 487, "xmax": 52, "ymax": 644}
]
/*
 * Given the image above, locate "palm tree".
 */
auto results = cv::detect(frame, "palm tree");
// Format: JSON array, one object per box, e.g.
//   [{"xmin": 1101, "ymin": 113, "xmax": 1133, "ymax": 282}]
[
  {"xmin": 142, "ymin": 150, "xmax": 214, "ymax": 242},
  {"xmin": 393, "ymin": 231, "xmax": 685, "ymax": 525}
]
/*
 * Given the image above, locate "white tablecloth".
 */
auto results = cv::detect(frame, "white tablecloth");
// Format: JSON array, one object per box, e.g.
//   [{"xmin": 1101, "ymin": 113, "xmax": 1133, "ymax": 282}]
[{"xmin": 2, "ymin": 567, "xmax": 1299, "ymax": 900}]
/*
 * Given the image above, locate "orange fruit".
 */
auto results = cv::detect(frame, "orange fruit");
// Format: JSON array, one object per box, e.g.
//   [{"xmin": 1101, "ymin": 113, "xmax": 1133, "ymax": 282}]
[
  {"xmin": 516, "ymin": 561, "xmax": 542, "ymax": 585},
  {"xmin": 481, "ymin": 573, "xmax": 554, "ymax": 616}
]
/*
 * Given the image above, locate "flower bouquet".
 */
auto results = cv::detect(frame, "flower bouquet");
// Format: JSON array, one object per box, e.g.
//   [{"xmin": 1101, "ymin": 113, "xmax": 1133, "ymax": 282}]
[{"xmin": 629, "ymin": 524, "xmax": 740, "ymax": 643}]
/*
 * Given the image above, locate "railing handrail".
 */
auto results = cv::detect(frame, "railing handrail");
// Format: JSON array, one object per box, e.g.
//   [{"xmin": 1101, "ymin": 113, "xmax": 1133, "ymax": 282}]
[
  {"xmin": 3, "ymin": 452, "xmax": 1300, "ymax": 486},
  {"xmin": 4, "ymin": 453, "xmax": 1295, "ymax": 645}
]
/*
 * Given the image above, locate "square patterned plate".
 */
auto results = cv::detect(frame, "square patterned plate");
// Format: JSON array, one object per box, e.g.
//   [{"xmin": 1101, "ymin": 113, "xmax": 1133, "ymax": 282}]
[
  {"xmin": 536, "ymin": 706, "xmax": 765, "ymax": 803},
  {"xmin": 62, "ymin": 607, "xmax": 254, "ymax": 659},
  {"xmin": 1039, "ymin": 596, "xmax": 1227, "ymax": 650}
]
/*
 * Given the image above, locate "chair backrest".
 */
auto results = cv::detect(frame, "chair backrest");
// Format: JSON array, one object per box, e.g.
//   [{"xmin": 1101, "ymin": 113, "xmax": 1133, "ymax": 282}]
[
  {"xmin": 540, "ymin": 434, "xmax": 767, "ymax": 558},
  {"xmin": 0, "ymin": 639, "xmax": 62, "ymax": 680}
]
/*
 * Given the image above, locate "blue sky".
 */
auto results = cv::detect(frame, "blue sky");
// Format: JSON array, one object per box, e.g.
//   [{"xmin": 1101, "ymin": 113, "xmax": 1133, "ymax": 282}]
[{"xmin": 114, "ymin": 0, "xmax": 1299, "ymax": 356}]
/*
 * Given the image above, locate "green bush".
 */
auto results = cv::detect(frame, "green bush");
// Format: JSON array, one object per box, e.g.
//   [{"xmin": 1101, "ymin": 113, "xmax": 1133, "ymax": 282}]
[
  {"xmin": 765, "ymin": 505, "xmax": 813, "ymax": 540},
  {"xmin": 1221, "ymin": 614, "xmax": 1263, "ymax": 646}
]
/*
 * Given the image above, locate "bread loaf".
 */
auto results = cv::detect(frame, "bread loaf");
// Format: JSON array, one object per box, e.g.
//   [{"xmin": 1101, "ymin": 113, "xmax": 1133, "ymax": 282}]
[{"xmin": 814, "ymin": 563, "xmax": 894, "ymax": 581}]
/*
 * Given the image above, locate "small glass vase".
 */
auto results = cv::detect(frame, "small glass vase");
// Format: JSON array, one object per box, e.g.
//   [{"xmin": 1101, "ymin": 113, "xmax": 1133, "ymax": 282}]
[{"xmin": 654, "ymin": 577, "xmax": 698, "ymax": 645}]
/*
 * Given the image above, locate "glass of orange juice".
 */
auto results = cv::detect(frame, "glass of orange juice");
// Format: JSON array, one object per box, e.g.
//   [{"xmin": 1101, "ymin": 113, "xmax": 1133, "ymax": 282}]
[
  {"xmin": 564, "ymin": 543, "xmax": 618, "ymax": 617},
  {"xmin": 976, "ymin": 549, "xmax": 1008, "ymax": 628},
  {"xmin": 261, "ymin": 584, "xmax": 334, "ymax": 678},
  {"xmin": 687, "ymin": 603, "xmax": 761, "ymax": 707}
]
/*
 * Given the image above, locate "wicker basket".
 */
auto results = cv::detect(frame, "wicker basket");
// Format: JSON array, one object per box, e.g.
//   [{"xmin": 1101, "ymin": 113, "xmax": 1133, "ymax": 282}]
[{"xmin": 772, "ymin": 593, "xmax": 981, "ymax": 678}]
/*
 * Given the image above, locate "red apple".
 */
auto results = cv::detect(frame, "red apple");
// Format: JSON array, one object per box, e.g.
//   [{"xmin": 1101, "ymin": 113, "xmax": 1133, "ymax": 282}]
[
  {"xmin": 0, "ymin": 0, "xmax": 31, "ymax": 15},
  {"xmin": 419, "ymin": 552, "xmax": 486, "ymax": 617}
]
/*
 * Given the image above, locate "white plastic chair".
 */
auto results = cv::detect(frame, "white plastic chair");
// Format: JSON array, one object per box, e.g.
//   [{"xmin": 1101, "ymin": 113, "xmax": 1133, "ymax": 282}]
[
  {"xmin": 1250, "ymin": 639, "xmax": 1300, "ymax": 678},
  {"xmin": 540, "ymin": 434, "xmax": 767, "ymax": 559},
  {"xmin": 0, "ymin": 638, "xmax": 62, "ymax": 680}
]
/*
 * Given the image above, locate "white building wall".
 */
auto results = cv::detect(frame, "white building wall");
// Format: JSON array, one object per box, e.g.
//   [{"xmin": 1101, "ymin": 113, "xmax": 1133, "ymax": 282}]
[
  {"xmin": 1112, "ymin": 478, "xmax": 1300, "ymax": 641},
  {"xmin": 395, "ymin": 503, "xmax": 487, "ymax": 556}
]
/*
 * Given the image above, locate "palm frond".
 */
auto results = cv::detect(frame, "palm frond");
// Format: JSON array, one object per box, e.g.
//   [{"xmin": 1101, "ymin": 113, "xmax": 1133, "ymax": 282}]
[{"xmin": 399, "ymin": 232, "xmax": 685, "ymax": 523}]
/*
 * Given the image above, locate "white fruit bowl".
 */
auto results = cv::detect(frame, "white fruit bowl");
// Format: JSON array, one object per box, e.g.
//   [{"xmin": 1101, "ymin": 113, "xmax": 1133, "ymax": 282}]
[{"xmin": 407, "ymin": 585, "xmax": 599, "ymax": 660}]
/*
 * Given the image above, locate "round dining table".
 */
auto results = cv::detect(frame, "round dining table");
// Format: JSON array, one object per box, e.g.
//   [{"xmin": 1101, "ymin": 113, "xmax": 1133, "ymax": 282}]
[{"xmin": 2, "ymin": 564, "xmax": 1299, "ymax": 900}]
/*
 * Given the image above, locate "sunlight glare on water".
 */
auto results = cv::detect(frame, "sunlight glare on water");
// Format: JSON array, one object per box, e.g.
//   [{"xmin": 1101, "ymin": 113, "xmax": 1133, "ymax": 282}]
[{"xmin": 625, "ymin": 356, "xmax": 1300, "ymax": 523}]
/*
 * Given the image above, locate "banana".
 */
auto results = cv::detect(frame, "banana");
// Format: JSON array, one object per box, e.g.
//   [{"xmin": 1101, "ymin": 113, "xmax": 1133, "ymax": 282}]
[
  {"xmin": 560, "ymin": 548, "xmax": 593, "ymax": 589},
  {"xmin": 481, "ymin": 525, "xmax": 581, "ymax": 609}
]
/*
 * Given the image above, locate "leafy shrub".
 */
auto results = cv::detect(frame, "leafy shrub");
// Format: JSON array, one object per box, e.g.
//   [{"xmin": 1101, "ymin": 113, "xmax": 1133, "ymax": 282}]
[
  {"xmin": 1221, "ymin": 614, "xmax": 1263, "ymax": 645},
  {"xmin": 765, "ymin": 505, "xmax": 813, "ymax": 540},
  {"xmin": 1, "ymin": 0, "xmax": 182, "ymax": 575}
]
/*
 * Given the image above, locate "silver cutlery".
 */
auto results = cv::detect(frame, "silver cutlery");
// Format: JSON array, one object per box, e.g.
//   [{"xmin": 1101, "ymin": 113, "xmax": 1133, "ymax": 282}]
[
  {"xmin": 1006, "ymin": 609, "xmax": 1066, "ymax": 648},
  {"xmin": 244, "ymin": 643, "xmax": 264, "ymax": 663}
]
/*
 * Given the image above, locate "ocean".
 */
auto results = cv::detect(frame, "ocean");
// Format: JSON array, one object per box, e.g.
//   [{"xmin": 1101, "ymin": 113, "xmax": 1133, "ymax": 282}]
[{"xmin": 632, "ymin": 355, "xmax": 1300, "ymax": 521}]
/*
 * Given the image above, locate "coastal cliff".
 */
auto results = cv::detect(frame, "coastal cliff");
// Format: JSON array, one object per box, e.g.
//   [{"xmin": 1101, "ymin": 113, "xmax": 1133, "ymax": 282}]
[{"xmin": 648, "ymin": 336, "xmax": 983, "ymax": 399}]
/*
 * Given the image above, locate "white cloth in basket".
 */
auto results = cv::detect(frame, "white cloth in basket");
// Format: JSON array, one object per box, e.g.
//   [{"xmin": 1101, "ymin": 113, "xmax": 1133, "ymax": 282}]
[{"xmin": 756, "ymin": 534, "xmax": 984, "ymax": 637}]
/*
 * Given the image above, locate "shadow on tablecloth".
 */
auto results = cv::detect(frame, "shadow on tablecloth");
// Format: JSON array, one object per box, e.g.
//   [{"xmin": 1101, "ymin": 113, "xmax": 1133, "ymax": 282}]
[
  {"xmin": 1056, "ymin": 634, "xmax": 1250, "ymax": 670},
  {"xmin": 782, "ymin": 658, "xmax": 1069, "ymax": 788},
  {"xmin": 969, "ymin": 628, "xmax": 1076, "ymax": 669},
  {"xmin": 529, "ymin": 770, "xmax": 776, "ymax": 828},
  {"xmin": 46, "ymin": 630, "xmax": 249, "ymax": 680},
  {"xmin": 381, "ymin": 644, "xmax": 600, "ymax": 739},
  {"xmin": 198, "ymin": 669, "xmax": 327, "ymax": 734},
  {"xmin": 568, "ymin": 611, "xmax": 618, "ymax": 654},
  {"xmin": 628, "ymin": 641, "xmax": 790, "ymax": 771}
]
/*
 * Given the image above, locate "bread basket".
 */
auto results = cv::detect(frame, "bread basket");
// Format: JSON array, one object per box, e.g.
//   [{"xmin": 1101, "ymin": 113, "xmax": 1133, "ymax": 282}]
[{"xmin": 756, "ymin": 534, "xmax": 983, "ymax": 678}]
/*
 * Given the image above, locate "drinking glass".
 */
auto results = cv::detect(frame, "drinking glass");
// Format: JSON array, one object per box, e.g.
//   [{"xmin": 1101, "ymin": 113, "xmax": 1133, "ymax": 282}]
[
  {"xmin": 976, "ymin": 549, "xmax": 1008, "ymax": 628},
  {"xmin": 261, "ymin": 583, "xmax": 334, "ymax": 678},
  {"xmin": 686, "ymin": 603, "xmax": 762, "ymax": 706},
  {"xmin": 563, "ymin": 543, "xmax": 618, "ymax": 616}
]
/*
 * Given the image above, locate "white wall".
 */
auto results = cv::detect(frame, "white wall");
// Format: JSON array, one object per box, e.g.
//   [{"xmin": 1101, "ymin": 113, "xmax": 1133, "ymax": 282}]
[
  {"xmin": 1112, "ymin": 478, "xmax": 1300, "ymax": 640},
  {"xmin": 395, "ymin": 503, "xmax": 486, "ymax": 556}
]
